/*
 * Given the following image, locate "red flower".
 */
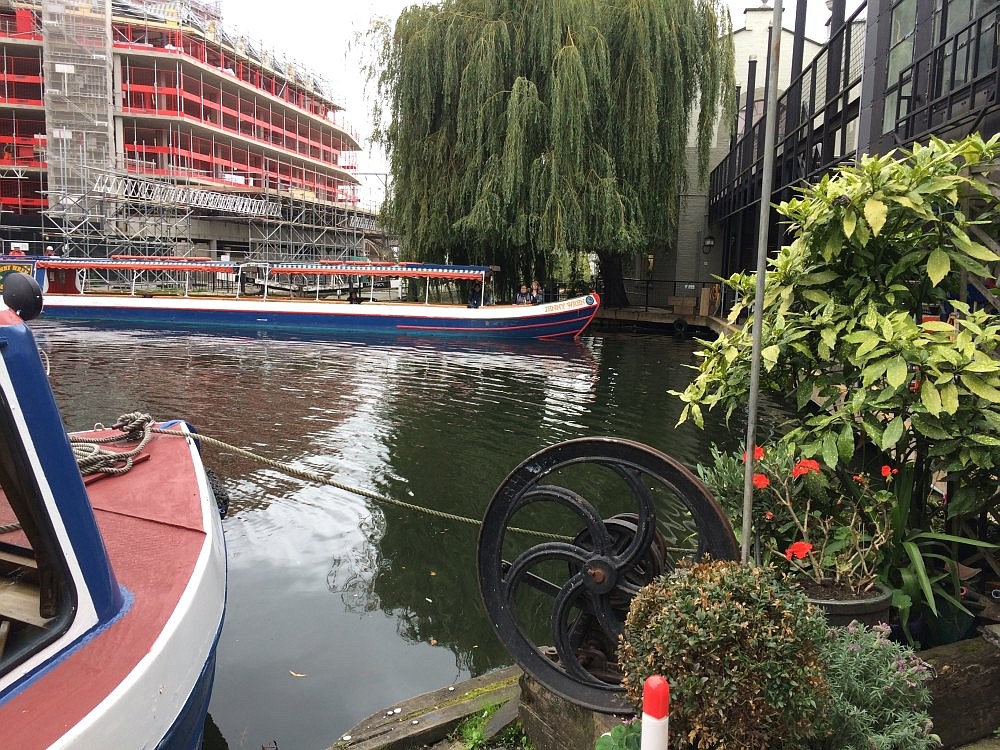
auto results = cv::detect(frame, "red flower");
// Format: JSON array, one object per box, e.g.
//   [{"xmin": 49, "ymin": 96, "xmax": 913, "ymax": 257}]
[
  {"xmin": 752, "ymin": 473, "xmax": 770, "ymax": 489},
  {"xmin": 881, "ymin": 465, "xmax": 899, "ymax": 478},
  {"xmin": 785, "ymin": 541, "xmax": 813, "ymax": 561},
  {"xmin": 742, "ymin": 446, "xmax": 765, "ymax": 462},
  {"xmin": 791, "ymin": 458, "xmax": 821, "ymax": 478},
  {"xmin": 764, "ymin": 511, "xmax": 774, "ymax": 520},
  {"xmin": 853, "ymin": 474, "xmax": 865, "ymax": 483}
]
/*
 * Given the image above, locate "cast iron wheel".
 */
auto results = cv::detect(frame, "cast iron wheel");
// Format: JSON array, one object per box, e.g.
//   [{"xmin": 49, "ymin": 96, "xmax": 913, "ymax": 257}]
[{"xmin": 477, "ymin": 437, "xmax": 738, "ymax": 713}]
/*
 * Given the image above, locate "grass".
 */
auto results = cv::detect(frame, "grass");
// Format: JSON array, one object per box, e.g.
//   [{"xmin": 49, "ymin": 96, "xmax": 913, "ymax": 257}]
[{"xmin": 450, "ymin": 703, "xmax": 535, "ymax": 750}]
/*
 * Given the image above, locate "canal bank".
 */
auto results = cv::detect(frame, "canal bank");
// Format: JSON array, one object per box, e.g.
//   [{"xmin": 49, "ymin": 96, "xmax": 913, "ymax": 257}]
[{"xmin": 334, "ymin": 624, "xmax": 1000, "ymax": 749}]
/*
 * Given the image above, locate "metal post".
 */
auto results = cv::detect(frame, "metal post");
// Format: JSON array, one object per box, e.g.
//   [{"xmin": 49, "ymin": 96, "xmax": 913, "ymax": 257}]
[{"xmin": 741, "ymin": 1, "xmax": 784, "ymax": 564}]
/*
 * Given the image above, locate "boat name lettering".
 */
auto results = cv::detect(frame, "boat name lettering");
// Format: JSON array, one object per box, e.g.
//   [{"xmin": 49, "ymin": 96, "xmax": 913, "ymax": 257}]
[{"xmin": 0, "ymin": 263, "xmax": 32, "ymax": 275}]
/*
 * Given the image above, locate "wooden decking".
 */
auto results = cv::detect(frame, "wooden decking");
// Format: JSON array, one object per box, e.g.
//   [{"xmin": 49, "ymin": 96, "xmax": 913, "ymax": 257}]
[{"xmin": 330, "ymin": 665, "xmax": 522, "ymax": 750}]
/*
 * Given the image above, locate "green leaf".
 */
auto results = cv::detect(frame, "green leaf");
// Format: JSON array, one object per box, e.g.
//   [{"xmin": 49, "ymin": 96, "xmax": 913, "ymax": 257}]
[
  {"xmin": 861, "ymin": 359, "xmax": 888, "ymax": 386},
  {"xmin": 920, "ymin": 320, "xmax": 956, "ymax": 332},
  {"xmin": 843, "ymin": 210, "xmax": 857, "ymax": 238},
  {"xmin": 822, "ymin": 431, "xmax": 838, "ymax": 469},
  {"xmin": 881, "ymin": 415, "xmax": 905, "ymax": 450},
  {"xmin": 864, "ymin": 197, "xmax": 887, "ymax": 235},
  {"xmin": 836, "ymin": 423, "xmax": 855, "ymax": 461},
  {"xmin": 969, "ymin": 433, "xmax": 1000, "ymax": 446},
  {"xmin": 886, "ymin": 356, "xmax": 908, "ymax": 388},
  {"xmin": 795, "ymin": 379, "xmax": 813, "ymax": 411},
  {"xmin": 761, "ymin": 344, "xmax": 780, "ymax": 370},
  {"xmin": 919, "ymin": 380, "xmax": 942, "ymax": 415},
  {"xmin": 910, "ymin": 412, "xmax": 951, "ymax": 439},
  {"xmin": 801, "ymin": 289, "xmax": 831, "ymax": 305},
  {"xmin": 940, "ymin": 382, "xmax": 959, "ymax": 413},
  {"xmin": 961, "ymin": 374, "xmax": 1000, "ymax": 402},
  {"xmin": 902, "ymin": 540, "xmax": 938, "ymax": 616},
  {"xmin": 927, "ymin": 248, "xmax": 950, "ymax": 286}
]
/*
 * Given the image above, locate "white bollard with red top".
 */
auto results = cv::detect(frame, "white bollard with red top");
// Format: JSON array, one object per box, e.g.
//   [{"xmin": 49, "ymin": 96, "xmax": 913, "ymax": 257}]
[{"xmin": 640, "ymin": 675, "xmax": 670, "ymax": 750}]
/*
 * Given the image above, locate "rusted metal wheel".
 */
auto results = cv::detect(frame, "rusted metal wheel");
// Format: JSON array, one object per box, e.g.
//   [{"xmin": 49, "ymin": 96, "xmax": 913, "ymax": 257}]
[{"xmin": 477, "ymin": 437, "xmax": 738, "ymax": 713}]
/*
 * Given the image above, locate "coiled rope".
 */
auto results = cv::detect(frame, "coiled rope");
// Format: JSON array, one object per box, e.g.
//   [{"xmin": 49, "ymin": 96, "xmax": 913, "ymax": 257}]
[{"xmin": 70, "ymin": 411, "xmax": 154, "ymax": 476}]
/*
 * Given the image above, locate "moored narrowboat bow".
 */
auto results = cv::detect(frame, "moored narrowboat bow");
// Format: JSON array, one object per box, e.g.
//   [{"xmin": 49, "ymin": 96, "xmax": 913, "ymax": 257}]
[{"xmin": 0, "ymin": 273, "xmax": 227, "ymax": 748}]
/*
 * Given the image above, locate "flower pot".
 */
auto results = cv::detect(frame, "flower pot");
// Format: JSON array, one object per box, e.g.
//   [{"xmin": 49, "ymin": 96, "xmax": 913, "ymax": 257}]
[{"xmin": 804, "ymin": 583, "xmax": 893, "ymax": 627}]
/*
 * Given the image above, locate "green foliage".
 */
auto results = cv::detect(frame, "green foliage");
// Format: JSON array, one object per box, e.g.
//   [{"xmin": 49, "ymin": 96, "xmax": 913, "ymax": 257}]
[
  {"xmin": 695, "ymin": 444, "xmax": 745, "ymax": 526},
  {"xmin": 815, "ymin": 621, "xmax": 940, "ymax": 750},
  {"xmin": 595, "ymin": 722, "xmax": 641, "ymax": 750},
  {"xmin": 366, "ymin": 0, "xmax": 735, "ymax": 296},
  {"xmin": 673, "ymin": 135, "xmax": 1000, "ymax": 634},
  {"xmin": 618, "ymin": 561, "xmax": 829, "ymax": 749},
  {"xmin": 451, "ymin": 705, "xmax": 534, "ymax": 749}
]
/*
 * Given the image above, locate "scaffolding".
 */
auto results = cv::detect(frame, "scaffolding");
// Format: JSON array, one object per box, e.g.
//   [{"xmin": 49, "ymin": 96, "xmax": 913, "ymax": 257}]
[
  {"xmin": 8, "ymin": 0, "xmax": 384, "ymax": 262},
  {"xmin": 247, "ymin": 188, "xmax": 367, "ymax": 264},
  {"xmin": 41, "ymin": 0, "xmax": 114, "ymax": 255}
]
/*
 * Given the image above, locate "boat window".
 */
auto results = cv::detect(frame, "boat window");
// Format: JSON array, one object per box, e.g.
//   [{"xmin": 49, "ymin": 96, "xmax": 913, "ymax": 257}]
[{"xmin": 0, "ymin": 392, "xmax": 75, "ymax": 677}]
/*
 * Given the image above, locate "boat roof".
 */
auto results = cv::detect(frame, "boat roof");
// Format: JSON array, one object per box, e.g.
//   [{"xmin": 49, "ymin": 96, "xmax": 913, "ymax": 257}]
[{"xmin": 36, "ymin": 258, "xmax": 494, "ymax": 280}]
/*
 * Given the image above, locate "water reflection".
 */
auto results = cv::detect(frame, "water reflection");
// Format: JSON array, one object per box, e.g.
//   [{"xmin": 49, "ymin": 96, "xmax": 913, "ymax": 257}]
[{"xmin": 31, "ymin": 321, "xmax": 776, "ymax": 748}]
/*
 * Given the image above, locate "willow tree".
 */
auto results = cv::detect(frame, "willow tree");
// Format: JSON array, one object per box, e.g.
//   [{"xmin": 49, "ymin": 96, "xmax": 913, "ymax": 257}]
[{"xmin": 367, "ymin": 0, "xmax": 734, "ymax": 304}]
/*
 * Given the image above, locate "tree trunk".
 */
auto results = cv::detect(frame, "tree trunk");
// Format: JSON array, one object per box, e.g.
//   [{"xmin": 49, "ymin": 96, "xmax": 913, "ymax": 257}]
[{"xmin": 597, "ymin": 250, "xmax": 629, "ymax": 307}]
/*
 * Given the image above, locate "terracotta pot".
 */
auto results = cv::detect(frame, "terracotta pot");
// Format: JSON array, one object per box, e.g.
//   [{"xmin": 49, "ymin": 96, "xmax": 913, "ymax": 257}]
[{"xmin": 806, "ymin": 583, "xmax": 893, "ymax": 627}]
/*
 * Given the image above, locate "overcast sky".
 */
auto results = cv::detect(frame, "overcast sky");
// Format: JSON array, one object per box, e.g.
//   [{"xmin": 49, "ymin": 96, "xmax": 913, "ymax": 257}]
[{"xmin": 217, "ymin": 0, "xmax": 832, "ymax": 203}]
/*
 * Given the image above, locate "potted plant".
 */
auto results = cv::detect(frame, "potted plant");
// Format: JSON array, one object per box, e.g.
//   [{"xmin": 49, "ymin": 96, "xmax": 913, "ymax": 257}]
[
  {"xmin": 700, "ymin": 440, "xmax": 896, "ymax": 624},
  {"xmin": 675, "ymin": 135, "xmax": 1000, "ymax": 640}
]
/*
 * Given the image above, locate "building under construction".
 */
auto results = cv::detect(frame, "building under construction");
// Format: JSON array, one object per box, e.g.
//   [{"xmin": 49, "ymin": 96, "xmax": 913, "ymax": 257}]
[{"xmin": 0, "ymin": 0, "xmax": 385, "ymax": 262}]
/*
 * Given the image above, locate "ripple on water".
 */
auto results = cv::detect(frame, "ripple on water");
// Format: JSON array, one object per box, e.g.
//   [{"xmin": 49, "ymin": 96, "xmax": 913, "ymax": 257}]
[{"xmin": 32, "ymin": 322, "xmax": 788, "ymax": 749}]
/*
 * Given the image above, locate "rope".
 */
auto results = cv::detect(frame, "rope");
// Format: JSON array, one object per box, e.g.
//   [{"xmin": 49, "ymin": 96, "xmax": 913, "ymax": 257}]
[
  {"xmin": 3, "ymin": 412, "xmax": 566, "ymax": 542},
  {"xmin": 149, "ymin": 426, "xmax": 567, "ymax": 540},
  {"xmin": 69, "ymin": 411, "xmax": 155, "ymax": 476}
]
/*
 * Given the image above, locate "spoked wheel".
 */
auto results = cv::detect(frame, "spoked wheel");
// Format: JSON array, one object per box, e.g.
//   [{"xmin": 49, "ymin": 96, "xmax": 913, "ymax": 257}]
[{"xmin": 477, "ymin": 437, "xmax": 738, "ymax": 713}]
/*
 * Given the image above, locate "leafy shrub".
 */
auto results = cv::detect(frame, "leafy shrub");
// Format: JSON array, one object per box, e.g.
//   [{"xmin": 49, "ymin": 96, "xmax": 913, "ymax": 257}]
[
  {"xmin": 816, "ymin": 621, "xmax": 941, "ymax": 750},
  {"xmin": 618, "ymin": 561, "xmax": 828, "ymax": 749}
]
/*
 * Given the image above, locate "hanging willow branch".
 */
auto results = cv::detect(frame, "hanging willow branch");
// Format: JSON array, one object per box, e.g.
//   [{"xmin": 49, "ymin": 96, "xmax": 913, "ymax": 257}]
[{"xmin": 368, "ymin": 0, "xmax": 734, "ymax": 294}]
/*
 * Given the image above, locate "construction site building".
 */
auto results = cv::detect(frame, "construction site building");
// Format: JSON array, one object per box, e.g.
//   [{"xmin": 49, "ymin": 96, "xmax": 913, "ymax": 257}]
[{"xmin": 0, "ymin": 0, "xmax": 385, "ymax": 262}]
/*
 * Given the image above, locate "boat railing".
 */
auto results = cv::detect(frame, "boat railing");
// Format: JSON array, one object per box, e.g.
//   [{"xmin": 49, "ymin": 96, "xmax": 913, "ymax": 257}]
[{"xmin": 37, "ymin": 259, "xmax": 497, "ymax": 305}]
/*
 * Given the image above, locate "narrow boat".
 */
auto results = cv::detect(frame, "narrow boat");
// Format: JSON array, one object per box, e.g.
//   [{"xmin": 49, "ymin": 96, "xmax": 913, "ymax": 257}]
[
  {"xmin": 15, "ymin": 256, "xmax": 601, "ymax": 340},
  {"xmin": 0, "ymin": 273, "xmax": 227, "ymax": 747}
]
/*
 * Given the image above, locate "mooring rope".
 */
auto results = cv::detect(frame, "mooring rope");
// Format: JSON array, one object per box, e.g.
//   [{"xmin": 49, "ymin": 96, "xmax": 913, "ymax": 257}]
[{"xmin": 150, "ymin": 425, "xmax": 565, "ymax": 540}]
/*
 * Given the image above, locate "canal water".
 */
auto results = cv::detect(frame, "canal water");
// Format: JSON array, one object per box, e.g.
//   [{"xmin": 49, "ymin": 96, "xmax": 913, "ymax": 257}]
[{"xmin": 32, "ymin": 320, "xmax": 779, "ymax": 748}]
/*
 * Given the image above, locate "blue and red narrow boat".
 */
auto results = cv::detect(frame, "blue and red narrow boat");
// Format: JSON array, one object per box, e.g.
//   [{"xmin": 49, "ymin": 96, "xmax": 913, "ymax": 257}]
[
  {"xmin": 21, "ymin": 257, "xmax": 601, "ymax": 341},
  {"xmin": 0, "ymin": 273, "xmax": 227, "ymax": 748}
]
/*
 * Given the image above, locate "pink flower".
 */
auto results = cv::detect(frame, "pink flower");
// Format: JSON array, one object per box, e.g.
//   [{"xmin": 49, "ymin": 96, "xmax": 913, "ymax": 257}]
[{"xmin": 785, "ymin": 541, "xmax": 813, "ymax": 561}]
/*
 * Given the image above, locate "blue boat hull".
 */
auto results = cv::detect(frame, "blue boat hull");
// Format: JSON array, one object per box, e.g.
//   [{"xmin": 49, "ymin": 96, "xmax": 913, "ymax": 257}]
[{"xmin": 40, "ymin": 293, "xmax": 601, "ymax": 340}]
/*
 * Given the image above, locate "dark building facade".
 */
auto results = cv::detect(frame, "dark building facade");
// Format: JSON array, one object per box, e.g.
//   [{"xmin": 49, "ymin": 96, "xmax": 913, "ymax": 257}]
[{"xmin": 709, "ymin": 0, "xmax": 999, "ymax": 282}]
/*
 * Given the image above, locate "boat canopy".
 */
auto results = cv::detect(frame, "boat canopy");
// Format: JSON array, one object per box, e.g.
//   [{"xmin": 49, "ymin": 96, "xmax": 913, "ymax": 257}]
[
  {"xmin": 39, "ymin": 258, "xmax": 235, "ymax": 274},
  {"xmin": 271, "ymin": 262, "xmax": 492, "ymax": 281},
  {"xmin": 36, "ymin": 258, "xmax": 493, "ymax": 281}
]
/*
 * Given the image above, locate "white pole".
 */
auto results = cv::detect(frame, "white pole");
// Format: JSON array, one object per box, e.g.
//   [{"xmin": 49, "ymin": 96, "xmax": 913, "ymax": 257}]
[
  {"xmin": 640, "ymin": 675, "xmax": 670, "ymax": 750},
  {"xmin": 740, "ymin": 1, "xmax": 784, "ymax": 564}
]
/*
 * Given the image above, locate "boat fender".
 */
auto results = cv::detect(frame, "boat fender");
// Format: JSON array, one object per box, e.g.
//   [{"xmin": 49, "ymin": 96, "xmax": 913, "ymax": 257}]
[
  {"xmin": 673, "ymin": 317, "xmax": 688, "ymax": 335},
  {"xmin": 205, "ymin": 468, "xmax": 230, "ymax": 518},
  {"xmin": 2, "ymin": 272, "xmax": 43, "ymax": 321}
]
